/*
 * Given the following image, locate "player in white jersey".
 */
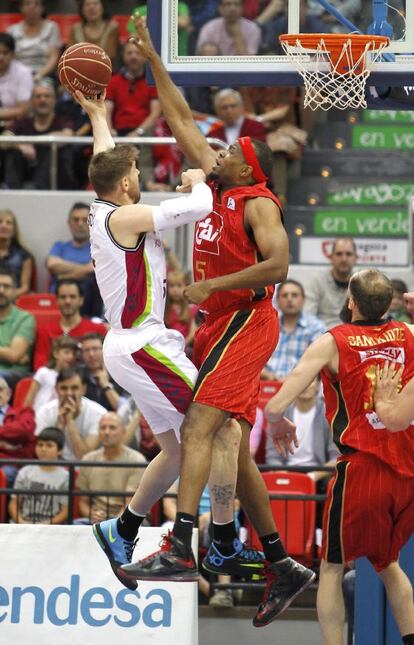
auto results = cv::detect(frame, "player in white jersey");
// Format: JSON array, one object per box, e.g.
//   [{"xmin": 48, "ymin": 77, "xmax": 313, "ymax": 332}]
[{"xmin": 72, "ymin": 89, "xmax": 245, "ymax": 590}]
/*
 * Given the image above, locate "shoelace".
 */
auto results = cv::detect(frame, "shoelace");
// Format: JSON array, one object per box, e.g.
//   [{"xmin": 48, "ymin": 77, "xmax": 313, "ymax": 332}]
[
  {"xmin": 137, "ymin": 532, "xmax": 173, "ymax": 565},
  {"xmin": 238, "ymin": 545, "xmax": 265, "ymax": 562},
  {"xmin": 124, "ymin": 537, "xmax": 139, "ymax": 563}
]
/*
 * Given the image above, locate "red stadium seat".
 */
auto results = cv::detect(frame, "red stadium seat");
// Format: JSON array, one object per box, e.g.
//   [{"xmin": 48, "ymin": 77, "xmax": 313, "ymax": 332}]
[
  {"xmin": 245, "ymin": 470, "xmax": 316, "ymax": 566},
  {"xmin": 0, "ymin": 13, "xmax": 20, "ymax": 32},
  {"xmin": 16, "ymin": 293, "xmax": 57, "ymax": 310},
  {"xmin": 13, "ymin": 376, "xmax": 34, "ymax": 407},
  {"xmin": 0, "ymin": 469, "xmax": 7, "ymax": 522},
  {"xmin": 113, "ymin": 14, "xmax": 131, "ymax": 42},
  {"xmin": 48, "ymin": 14, "xmax": 79, "ymax": 44}
]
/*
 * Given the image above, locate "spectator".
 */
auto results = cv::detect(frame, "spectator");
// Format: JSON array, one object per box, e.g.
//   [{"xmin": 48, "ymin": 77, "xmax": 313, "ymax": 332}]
[
  {"xmin": 197, "ymin": 0, "xmax": 262, "ymax": 56},
  {"xmin": 106, "ymin": 40, "xmax": 161, "ymax": 138},
  {"xmin": 207, "ymin": 88, "xmax": 266, "ymax": 144},
  {"xmin": 33, "ymin": 279, "xmax": 107, "ymax": 371},
  {"xmin": 187, "ymin": 0, "xmax": 220, "ymax": 53},
  {"xmin": 165, "ymin": 270, "xmax": 198, "ymax": 356},
  {"xmin": 7, "ymin": 0, "xmax": 61, "ymax": 82},
  {"xmin": 386, "ymin": 279, "xmax": 411, "ymax": 323},
  {"xmin": 8, "ymin": 427, "xmax": 68, "ymax": 524},
  {"xmin": 75, "ymin": 412, "xmax": 146, "ymax": 524},
  {"xmin": 0, "ymin": 33, "xmax": 33, "ymax": 129},
  {"xmin": 80, "ymin": 333, "xmax": 123, "ymax": 411},
  {"xmin": 0, "ymin": 376, "xmax": 35, "ymax": 487},
  {"xmin": 0, "ymin": 209, "xmax": 34, "ymax": 297},
  {"xmin": 68, "ymin": 0, "xmax": 119, "ymax": 67},
  {"xmin": 262, "ymin": 0, "xmax": 330, "ymax": 54},
  {"xmin": 265, "ymin": 378, "xmax": 337, "ymax": 479},
  {"xmin": 35, "ymin": 367, "xmax": 104, "ymax": 460},
  {"xmin": 46, "ymin": 202, "xmax": 102, "ymax": 315},
  {"xmin": 263, "ymin": 279, "xmax": 326, "ymax": 380},
  {"xmin": 304, "ymin": 237, "xmax": 358, "ymax": 329},
  {"xmin": 0, "ymin": 268, "xmax": 35, "ymax": 387},
  {"xmin": 2, "ymin": 79, "xmax": 76, "ymax": 190},
  {"xmin": 24, "ymin": 335, "xmax": 78, "ymax": 412},
  {"xmin": 147, "ymin": 116, "xmax": 184, "ymax": 192}
]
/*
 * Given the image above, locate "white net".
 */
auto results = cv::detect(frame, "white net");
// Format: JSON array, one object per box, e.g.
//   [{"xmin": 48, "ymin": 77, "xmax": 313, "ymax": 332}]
[{"xmin": 280, "ymin": 36, "xmax": 388, "ymax": 111}]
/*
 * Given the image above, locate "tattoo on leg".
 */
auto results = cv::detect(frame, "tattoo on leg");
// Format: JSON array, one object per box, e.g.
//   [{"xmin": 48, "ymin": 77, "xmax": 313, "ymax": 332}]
[{"xmin": 211, "ymin": 484, "xmax": 233, "ymax": 509}]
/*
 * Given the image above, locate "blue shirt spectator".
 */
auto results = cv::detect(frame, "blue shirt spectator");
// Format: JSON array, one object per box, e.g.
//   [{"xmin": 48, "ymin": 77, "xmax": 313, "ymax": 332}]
[{"xmin": 263, "ymin": 280, "xmax": 326, "ymax": 379}]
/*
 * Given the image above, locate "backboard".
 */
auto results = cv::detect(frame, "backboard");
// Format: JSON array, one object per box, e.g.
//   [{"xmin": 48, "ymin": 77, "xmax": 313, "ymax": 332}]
[{"xmin": 147, "ymin": 0, "xmax": 414, "ymax": 87}]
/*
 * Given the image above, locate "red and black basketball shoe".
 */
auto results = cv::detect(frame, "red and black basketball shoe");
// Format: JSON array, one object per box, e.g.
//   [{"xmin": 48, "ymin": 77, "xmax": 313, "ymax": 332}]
[{"xmin": 120, "ymin": 531, "xmax": 199, "ymax": 582}]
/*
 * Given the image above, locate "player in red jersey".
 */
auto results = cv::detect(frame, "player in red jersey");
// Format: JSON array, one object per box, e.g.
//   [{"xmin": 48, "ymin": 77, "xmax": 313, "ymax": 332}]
[
  {"xmin": 120, "ymin": 17, "xmax": 315, "ymax": 627},
  {"xmin": 265, "ymin": 268, "xmax": 414, "ymax": 645}
]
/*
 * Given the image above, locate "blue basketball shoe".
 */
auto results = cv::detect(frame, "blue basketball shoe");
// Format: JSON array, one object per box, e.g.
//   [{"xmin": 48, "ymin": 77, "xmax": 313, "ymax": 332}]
[
  {"xmin": 202, "ymin": 538, "xmax": 265, "ymax": 577},
  {"xmin": 93, "ymin": 519, "xmax": 138, "ymax": 590}
]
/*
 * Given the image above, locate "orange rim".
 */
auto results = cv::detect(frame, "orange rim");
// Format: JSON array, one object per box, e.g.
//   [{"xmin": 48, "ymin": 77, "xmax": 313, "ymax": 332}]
[{"xmin": 279, "ymin": 33, "xmax": 390, "ymax": 74}]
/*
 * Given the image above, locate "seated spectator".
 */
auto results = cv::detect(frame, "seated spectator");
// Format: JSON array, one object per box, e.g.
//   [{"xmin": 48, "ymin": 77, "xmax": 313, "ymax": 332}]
[
  {"xmin": 146, "ymin": 115, "xmax": 184, "ymax": 192},
  {"xmin": 265, "ymin": 378, "xmax": 337, "ymax": 486},
  {"xmin": 46, "ymin": 202, "xmax": 103, "ymax": 317},
  {"xmin": 0, "ymin": 33, "xmax": 33, "ymax": 129},
  {"xmin": 386, "ymin": 279, "xmax": 411, "ymax": 323},
  {"xmin": 2, "ymin": 79, "xmax": 76, "ymax": 190},
  {"xmin": 8, "ymin": 427, "xmax": 68, "ymax": 524},
  {"xmin": 75, "ymin": 412, "xmax": 146, "ymax": 524},
  {"xmin": 7, "ymin": 0, "xmax": 61, "ymax": 82},
  {"xmin": 304, "ymin": 237, "xmax": 358, "ymax": 329},
  {"xmin": 68, "ymin": 0, "xmax": 119, "ymax": 67},
  {"xmin": 33, "ymin": 279, "xmax": 107, "ymax": 370},
  {"xmin": 24, "ymin": 335, "xmax": 78, "ymax": 412},
  {"xmin": 197, "ymin": 0, "xmax": 262, "ymax": 56},
  {"xmin": 263, "ymin": 279, "xmax": 326, "ymax": 380},
  {"xmin": 0, "ymin": 268, "xmax": 35, "ymax": 387},
  {"xmin": 0, "ymin": 376, "xmax": 35, "ymax": 487},
  {"xmin": 165, "ymin": 270, "xmax": 198, "ymax": 356},
  {"xmin": 80, "ymin": 333, "xmax": 124, "ymax": 411},
  {"xmin": 187, "ymin": 0, "xmax": 220, "ymax": 54},
  {"xmin": 207, "ymin": 88, "xmax": 266, "ymax": 144},
  {"xmin": 35, "ymin": 367, "xmax": 104, "ymax": 460},
  {"xmin": 0, "ymin": 209, "xmax": 34, "ymax": 296}
]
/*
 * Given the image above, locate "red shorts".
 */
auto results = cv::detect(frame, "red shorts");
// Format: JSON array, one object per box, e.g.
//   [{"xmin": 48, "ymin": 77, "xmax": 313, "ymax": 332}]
[
  {"xmin": 192, "ymin": 303, "xmax": 279, "ymax": 425},
  {"xmin": 322, "ymin": 452, "xmax": 414, "ymax": 571}
]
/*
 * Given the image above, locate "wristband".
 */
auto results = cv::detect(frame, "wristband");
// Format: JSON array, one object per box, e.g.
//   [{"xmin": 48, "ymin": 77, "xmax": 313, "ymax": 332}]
[{"xmin": 152, "ymin": 182, "xmax": 213, "ymax": 233}]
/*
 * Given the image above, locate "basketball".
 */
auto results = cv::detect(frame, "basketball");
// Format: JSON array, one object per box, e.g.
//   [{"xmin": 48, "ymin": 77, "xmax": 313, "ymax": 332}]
[{"xmin": 58, "ymin": 43, "xmax": 112, "ymax": 97}]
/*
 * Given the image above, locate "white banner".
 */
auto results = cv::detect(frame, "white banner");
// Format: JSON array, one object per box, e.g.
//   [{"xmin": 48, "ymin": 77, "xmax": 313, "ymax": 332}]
[
  {"xmin": 299, "ymin": 237, "xmax": 410, "ymax": 266},
  {"xmin": 0, "ymin": 525, "xmax": 198, "ymax": 645}
]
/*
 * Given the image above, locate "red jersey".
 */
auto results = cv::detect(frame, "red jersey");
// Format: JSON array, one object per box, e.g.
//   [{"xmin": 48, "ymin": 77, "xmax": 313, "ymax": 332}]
[
  {"xmin": 193, "ymin": 181, "xmax": 283, "ymax": 316},
  {"xmin": 321, "ymin": 319, "xmax": 414, "ymax": 477}
]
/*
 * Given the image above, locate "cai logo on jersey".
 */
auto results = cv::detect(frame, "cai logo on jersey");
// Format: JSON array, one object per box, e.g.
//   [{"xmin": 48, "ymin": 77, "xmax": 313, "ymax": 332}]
[
  {"xmin": 358, "ymin": 347, "xmax": 405, "ymax": 364},
  {"xmin": 195, "ymin": 211, "xmax": 223, "ymax": 255}
]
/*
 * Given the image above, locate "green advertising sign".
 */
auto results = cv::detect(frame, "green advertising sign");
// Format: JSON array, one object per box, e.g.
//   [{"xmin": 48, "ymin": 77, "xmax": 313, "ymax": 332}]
[
  {"xmin": 352, "ymin": 125, "xmax": 414, "ymax": 150},
  {"xmin": 314, "ymin": 210, "xmax": 409, "ymax": 237},
  {"xmin": 327, "ymin": 182, "xmax": 414, "ymax": 206},
  {"xmin": 363, "ymin": 110, "xmax": 414, "ymax": 124}
]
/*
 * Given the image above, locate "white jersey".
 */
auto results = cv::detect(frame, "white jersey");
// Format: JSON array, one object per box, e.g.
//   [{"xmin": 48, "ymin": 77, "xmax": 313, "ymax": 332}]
[{"xmin": 88, "ymin": 199, "xmax": 166, "ymax": 333}]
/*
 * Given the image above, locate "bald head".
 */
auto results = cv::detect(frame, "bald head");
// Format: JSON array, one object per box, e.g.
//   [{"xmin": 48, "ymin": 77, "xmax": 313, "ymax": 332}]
[
  {"xmin": 99, "ymin": 412, "xmax": 125, "ymax": 448},
  {"xmin": 349, "ymin": 269, "xmax": 393, "ymax": 320}
]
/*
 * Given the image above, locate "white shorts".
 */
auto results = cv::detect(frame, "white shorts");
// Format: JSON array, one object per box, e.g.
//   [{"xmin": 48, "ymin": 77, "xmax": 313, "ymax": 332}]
[{"xmin": 103, "ymin": 327, "xmax": 197, "ymax": 439}]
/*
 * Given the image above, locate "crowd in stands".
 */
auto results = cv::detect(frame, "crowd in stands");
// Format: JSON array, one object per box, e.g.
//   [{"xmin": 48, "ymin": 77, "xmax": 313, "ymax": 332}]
[{"xmin": 0, "ymin": 0, "xmax": 357, "ymax": 200}]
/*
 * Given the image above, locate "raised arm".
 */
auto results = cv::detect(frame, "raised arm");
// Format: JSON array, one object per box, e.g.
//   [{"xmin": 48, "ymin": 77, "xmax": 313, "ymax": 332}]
[
  {"xmin": 73, "ymin": 90, "xmax": 115, "ymax": 154},
  {"xmin": 131, "ymin": 16, "xmax": 216, "ymax": 173}
]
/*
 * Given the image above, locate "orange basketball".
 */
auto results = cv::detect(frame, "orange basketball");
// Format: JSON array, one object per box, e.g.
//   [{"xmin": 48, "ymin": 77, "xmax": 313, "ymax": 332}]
[{"xmin": 58, "ymin": 43, "xmax": 112, "ymax": 97}]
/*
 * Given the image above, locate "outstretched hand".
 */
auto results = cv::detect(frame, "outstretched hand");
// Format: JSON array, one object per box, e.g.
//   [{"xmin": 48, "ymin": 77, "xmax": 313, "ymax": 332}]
[
  {"xmin": 72, "ymin": 89, "xmax": 107, "ymax": 118},
  {"xmin": 129, "ymin": 15, "xmax": 158, "ymax": 62},
  {"xmin": 267, "ymin": 417, "xmax": 299, "ymax": 458},
  {"xmin": 373, "ymin": 361, "xmax": 403, "ymax": 407}
]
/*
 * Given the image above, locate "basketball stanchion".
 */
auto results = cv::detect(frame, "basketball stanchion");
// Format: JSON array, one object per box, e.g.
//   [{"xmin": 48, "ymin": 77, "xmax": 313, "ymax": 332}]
[{"xmin": 279, "ymin": 33, "xmax": 390, "ymax": 111}]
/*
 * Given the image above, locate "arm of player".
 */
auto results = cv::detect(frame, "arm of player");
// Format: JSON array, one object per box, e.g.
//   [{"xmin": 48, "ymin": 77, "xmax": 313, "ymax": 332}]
[
  {"xmin": 373, "ymin": 361, "xmax": 413, "ymax": 431},
  {"xmin": 131, "ymin": 16, "xmax": 216, "ymax": 173},
  {"xmin": 109, "ymin": 169, "xmax": 213, "ymax": 240},
  {"xmin": 184, "ymin": 197, "xmax": 288, "ymax": 304},
  {"xmin": 73, "ymin": 90, "xmax": 115, "ymax": 154}
]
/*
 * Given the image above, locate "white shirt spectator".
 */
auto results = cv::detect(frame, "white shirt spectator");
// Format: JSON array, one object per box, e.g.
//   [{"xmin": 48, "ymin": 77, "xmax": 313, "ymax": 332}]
[
  {"xmin": 0, "ymin": 59, "xmax": 33, "ymax": 108},
  {"xmin": 31, "ymin": 366, "xmax": 58, "ymax": 412},
  {"xmin": 7, "ymin": 20, "xmax": 61, "ymax": 75},
  {"xmin": 35, "ymin": 396, "xmax": 105, "ymax": 460}
]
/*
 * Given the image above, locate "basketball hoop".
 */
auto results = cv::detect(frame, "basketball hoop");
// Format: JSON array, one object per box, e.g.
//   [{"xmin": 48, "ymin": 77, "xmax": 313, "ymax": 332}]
[{"xmin": 279, "ymin": 33, "xmax": 390, "ymax": 111}]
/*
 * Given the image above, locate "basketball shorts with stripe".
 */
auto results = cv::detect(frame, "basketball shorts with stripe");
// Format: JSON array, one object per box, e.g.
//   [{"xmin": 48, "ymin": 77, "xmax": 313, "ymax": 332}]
[
  {"xmin": 103, "ymin": 327, "xmax": 197, "ymax": 439},
  {"xmin": 322, "ymin": 452, "xmax": 414, "ymax": 571},
  {"xmin": 192, "ymin": 305, "xmax": 279, "ymax": 425}
]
